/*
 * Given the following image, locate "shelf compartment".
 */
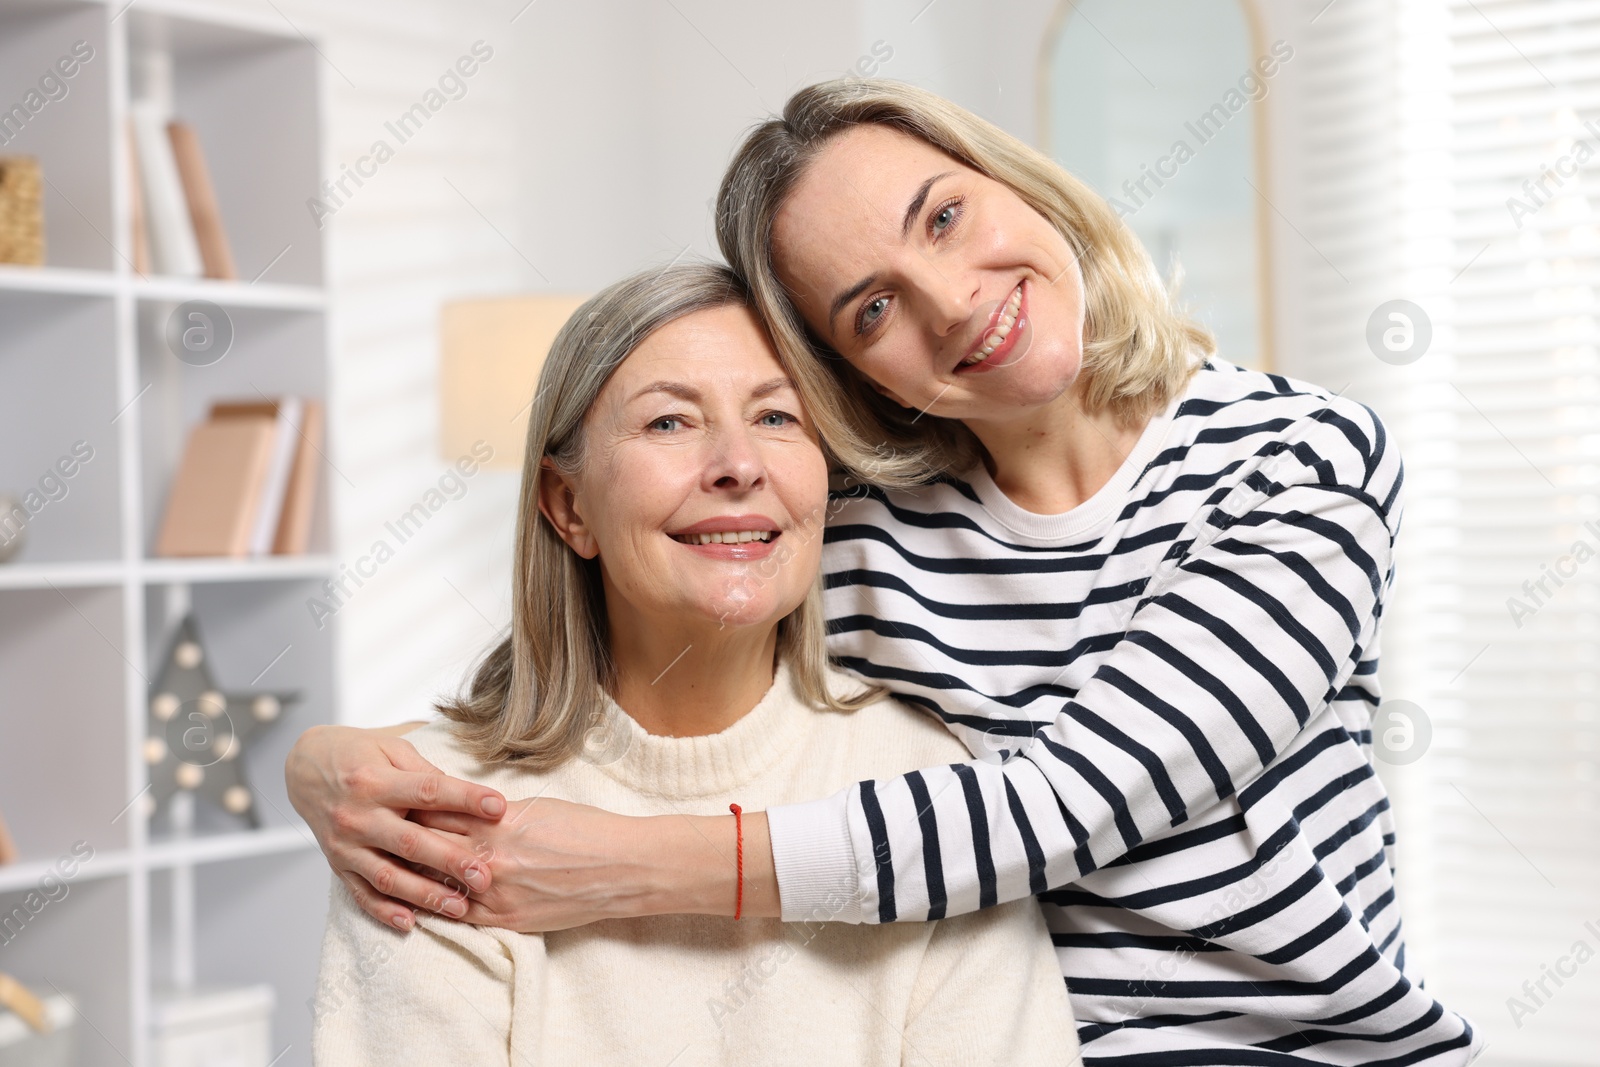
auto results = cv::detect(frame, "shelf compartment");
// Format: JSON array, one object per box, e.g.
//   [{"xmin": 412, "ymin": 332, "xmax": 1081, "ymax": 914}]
[
  {"xmin": 0, "ymin": 875, "xmax": 133, "ymax": 1067},
  {"xmin": 151, "ymin": 848, "xmax": 329, "ymax": 1062},
  {"xmin": 0, "ymin": 585, "xmax": 131, "ymax": 860},
  {"xmin": 126, "ymin": 9, "xmax": 323, "ymax": 286},
  {"xmin": 0, "ymin": 289, "xmax": 121, "ymax": 564},
  {"xmin": 142, "ymin": 578, "xmax": 335, "ymax": 840},
  {"xmin": 135, "ymin": 300, "xmax": 331, "ymax": 559},
  {"xmin": 0, "ymin": 1, "xmax": 115, "ymax": 271}
]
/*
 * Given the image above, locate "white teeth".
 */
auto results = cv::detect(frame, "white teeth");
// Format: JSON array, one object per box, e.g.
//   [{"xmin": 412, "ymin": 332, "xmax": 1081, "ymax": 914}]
[
  {"xmin": 962, "ymin": 283, "xmax": 1024, "ymax": 366},
  {"xmin": 678, "ymin": 530, "xmax": 773, "ymax": 545}
]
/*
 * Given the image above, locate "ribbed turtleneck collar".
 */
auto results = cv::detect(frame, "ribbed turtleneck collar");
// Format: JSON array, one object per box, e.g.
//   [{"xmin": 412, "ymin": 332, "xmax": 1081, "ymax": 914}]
[{"xmin": 589, "ymin": 662, "xmax": 809, "ymax": 797}]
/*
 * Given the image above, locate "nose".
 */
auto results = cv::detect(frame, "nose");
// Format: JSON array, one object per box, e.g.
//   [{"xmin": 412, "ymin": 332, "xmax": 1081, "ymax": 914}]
[
  {"xmin": 703, "ymin": 422, "xmax": 767, "ymax": 493},
  {"xmin": 908, "ymin": 257, "xmax": 979, "ymax": 338}
]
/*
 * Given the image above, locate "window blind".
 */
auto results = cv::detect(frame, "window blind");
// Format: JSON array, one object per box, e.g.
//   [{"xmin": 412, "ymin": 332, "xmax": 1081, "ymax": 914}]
[{"xmin": 1292, "ymin": 1, "xmax": 1600, "ymax": 1062}]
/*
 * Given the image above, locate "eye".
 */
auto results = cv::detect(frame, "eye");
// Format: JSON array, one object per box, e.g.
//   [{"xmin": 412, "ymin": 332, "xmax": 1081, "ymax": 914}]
[
  {"xmin": 855, "ymin": 294, "xmax": 890, "ymax": 337},
  {"xmin": 759, "ymin": 410, "xmax": 797, "ymax": 429},
  {"xmin": 929, "ymin": 196, "xmax": 963, "ymax": 239},
  {"xmin": 647, "ymin": 415, "xmax": 683, "ymax": 433}
]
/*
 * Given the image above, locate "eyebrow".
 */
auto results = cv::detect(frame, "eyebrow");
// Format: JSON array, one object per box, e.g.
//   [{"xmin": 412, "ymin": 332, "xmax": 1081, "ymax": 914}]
[
  {"xmin": 630, "ymin": 380, "xmax": 702, "ymax": 404},
  {"xmin": 825, "ymin": 170, "xmax": 957, "ymax": 334},
  {"xmin": 750, "ymin": 376, "xmax": 797, "ymax": 399},
  {"xmin": 901, "ymin": 171, "xmax": 954, "ymax": 239},
  {"xmin": 627, "ymin": 376, "xmax": 795, "ymax": 405}
]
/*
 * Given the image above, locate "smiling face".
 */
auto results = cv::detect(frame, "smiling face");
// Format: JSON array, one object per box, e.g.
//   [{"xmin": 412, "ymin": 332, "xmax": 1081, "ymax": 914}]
[
  {"xmin": 538, "ymin": 303, "xmax": 828, "ymax": 640},
  {"xmin": 771, "ymin": 124, "xmax": 1088, "ymax": 426}
]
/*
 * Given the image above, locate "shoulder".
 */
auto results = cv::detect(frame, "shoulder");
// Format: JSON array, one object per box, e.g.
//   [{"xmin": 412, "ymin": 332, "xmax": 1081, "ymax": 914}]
[
  {"xmin": 404, "ymin": 719, "xmax": 480, "ymax": 778},
  {"xmin": 404, "ymin": 720, "xmax": 564, "ymax": 800},
  {"xmin": 1187, "ymin": 359, "xmax": 1393, "ymax": 461},
  {"xmin": 1174, "ymin": 359, "xmax": 1400, "ymax": 502},
  {"xmin": 810, "ymin": 665, "xmax": 971, "ymax": 768}
]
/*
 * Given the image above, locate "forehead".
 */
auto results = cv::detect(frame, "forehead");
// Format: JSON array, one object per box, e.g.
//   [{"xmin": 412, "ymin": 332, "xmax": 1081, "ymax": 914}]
[
  {"xmin": 773, "ymin": 126, "xmax": 966, "ymax": 304},
  {"xmin": 605, "ymin": 303, "xmax": 785, "ymax": 393}
]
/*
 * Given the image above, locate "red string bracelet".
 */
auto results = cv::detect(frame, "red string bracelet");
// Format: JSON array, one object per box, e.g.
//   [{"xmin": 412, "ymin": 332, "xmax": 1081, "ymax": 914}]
[{"xmin": 729, "ymin": 803, "xmax": 745, "ymax": 920}]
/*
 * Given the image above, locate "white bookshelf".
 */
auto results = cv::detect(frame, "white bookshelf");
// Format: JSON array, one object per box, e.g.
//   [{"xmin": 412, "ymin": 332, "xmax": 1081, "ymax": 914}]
[{"xmin": 0, "ymin": 1, "xmax": 335, "ymax": 1064}]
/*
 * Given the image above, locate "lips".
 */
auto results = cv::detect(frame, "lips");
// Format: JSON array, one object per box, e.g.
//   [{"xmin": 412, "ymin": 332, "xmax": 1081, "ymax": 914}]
[
  {"xmin": 956, "ymin": 280, "xmax": 1028, "ymax": 373},
  {"xmin": 668, "ymin": 515, "xmax": 781, "ymax": 559}
]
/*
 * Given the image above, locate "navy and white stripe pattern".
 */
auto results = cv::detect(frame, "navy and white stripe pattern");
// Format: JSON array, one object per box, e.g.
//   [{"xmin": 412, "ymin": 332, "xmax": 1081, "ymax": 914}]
[{"xmin": 818, "ymin": 360, "xmax": 1478, "ymax": 1064}]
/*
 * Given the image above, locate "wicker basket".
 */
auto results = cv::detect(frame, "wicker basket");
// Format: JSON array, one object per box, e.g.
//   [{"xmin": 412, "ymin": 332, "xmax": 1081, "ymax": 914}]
[{"xmin": 0, "ymin": 157, "xmax": 44, "ymax": 267}]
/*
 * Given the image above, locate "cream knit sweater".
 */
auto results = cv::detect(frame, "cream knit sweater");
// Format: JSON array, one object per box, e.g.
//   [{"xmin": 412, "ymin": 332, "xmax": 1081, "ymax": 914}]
[{"xmin": 312, "ymin": 664, "xmax": 1081, "ymax": 1066}]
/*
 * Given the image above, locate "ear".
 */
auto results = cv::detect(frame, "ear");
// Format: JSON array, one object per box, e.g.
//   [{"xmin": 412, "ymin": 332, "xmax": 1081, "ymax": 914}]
[{"xmin": 536, "ymin": 460, "xmax": 599, "ymax": 559}]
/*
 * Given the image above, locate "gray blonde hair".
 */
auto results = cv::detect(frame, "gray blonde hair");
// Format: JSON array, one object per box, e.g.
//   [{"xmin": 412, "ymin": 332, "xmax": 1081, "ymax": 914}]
[
  {"xmin": 437, "ymin": 262, "xmax": 877, "ymax": 768},
  {"xmin": 715, "ymin": 77, "xmax": 1212, "ymax": 488}
]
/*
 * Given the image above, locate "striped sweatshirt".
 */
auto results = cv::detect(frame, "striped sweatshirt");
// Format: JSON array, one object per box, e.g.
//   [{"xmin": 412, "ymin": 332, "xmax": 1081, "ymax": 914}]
[{"xmin": 765, "ymin": 359, "xmax": 1480, "ymax": 1065}]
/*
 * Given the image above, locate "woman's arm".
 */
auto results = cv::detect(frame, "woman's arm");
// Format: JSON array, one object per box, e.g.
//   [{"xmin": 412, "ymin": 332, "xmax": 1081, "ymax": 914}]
[
  {"xmin": 767, "ymin": 401, "xmax": 1403, "ymax": 924},
  {"xmin": 412, "ymin": 802, "xmax": 781, "ymax": 929},
  {"xmin": 287, "ymin": 723, "xmax": 783, "ymax": 931}
]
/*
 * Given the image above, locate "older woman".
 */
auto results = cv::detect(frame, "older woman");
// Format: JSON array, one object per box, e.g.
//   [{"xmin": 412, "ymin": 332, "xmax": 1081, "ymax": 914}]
[
  {"xmin": 293, "ymin": 81, "xmax": 1478, "ymax": 1063},
  {"xmin": 310, "ymin": 263, "xmax": 1079, "ymax": 1065}
]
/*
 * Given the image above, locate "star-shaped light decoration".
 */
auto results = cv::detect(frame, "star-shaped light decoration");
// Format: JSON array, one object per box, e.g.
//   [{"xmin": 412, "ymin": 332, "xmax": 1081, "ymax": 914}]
[{"xmin": 144, "ymin": 615, "xmax": 298, "ymax": 829}]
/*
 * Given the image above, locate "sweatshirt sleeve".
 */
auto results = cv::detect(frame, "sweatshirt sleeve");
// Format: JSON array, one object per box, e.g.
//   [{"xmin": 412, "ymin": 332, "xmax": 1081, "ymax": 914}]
[
  {"xmin": 311, "ymin": 879, "xmax": 516, "ymax": 1066},
  {"xmin": 770, "ymin": 402, "xmax": 1402, "ymax": 923},
  {"xmin": 902, "ymin": 899, "xmax": 1083, "ymax": 1066}
]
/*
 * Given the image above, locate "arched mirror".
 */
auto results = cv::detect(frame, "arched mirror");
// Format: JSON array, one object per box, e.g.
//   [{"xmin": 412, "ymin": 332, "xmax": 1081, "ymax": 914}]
[{"xmin": 1039, "ymin": 0, "xmax": 1274, "ymax": 370}]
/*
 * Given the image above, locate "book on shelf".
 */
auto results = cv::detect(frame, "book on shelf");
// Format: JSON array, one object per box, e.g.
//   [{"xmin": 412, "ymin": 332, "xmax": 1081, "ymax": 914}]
[
  {"xmin": 167, "ymin": 120, "xmax": 237, "ymax": 281},
  {"xmin": 128, "ymin": 106, "xmax": 238, "ymax": 280},
  {"xmin": 129, "ymin": 101, "xmax": 203, "ymax": 278},
  {"xmin": 154, "ymin": 396, "xmax": 322, "ymax": 558},
  {"xmin": 272, "ymin": 400, "xmax": 323, "ymax": 554}
]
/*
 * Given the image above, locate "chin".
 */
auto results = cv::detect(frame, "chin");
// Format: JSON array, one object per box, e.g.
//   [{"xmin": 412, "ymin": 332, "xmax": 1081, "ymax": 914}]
[
  {"xmin": 696, "ymin": 581, "xmax": 797, "ymax": 633},
  {"xmin": 987, "ymin": 346, "xmax": 1081, "ymax": 408}
]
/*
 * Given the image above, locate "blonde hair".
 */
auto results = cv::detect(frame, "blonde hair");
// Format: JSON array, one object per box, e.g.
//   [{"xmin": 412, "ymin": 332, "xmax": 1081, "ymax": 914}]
[
  {"xmin": 715, "ymin": 77, "xmax": 1212, "ymax": 487},
  {"xmin": 437, "ymin": 262, "xmax": 878, "ymax": 768}
]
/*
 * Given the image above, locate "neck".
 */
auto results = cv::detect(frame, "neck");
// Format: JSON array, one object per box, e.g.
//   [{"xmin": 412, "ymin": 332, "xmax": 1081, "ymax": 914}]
[
  {"xmin": 605, "ymin": 610, "xmax": 780, "ymax": 738},
  {"xmin": 963, "ymin": 377, "xmax": 1149, "ymax": 514}
]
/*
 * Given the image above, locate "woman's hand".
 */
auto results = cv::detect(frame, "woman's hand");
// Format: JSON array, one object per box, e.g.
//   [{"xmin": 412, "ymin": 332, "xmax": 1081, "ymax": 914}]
[
  {"xmin": 414, "ymin": 801, "xmax": 781, "ymax": 932},
  {"xmin": 285, "ymin": 724, "xmax": 508, "ymax": 931}
]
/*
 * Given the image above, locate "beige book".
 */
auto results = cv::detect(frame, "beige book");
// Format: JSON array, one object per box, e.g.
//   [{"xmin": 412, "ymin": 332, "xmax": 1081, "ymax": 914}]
[
  {"xmin": 273, "ymin": 400, "xmax": 322, "ymax": 554},
  {"xmin": 209, "ymin": 397, "xmax": 321, "ymax": 555},
  {"xmin": 167, "ymin": 120, "xmax": 236, "ymax": 280},
  {"xmin": 155, "ymin": 417, "xmax": 275, "ymax": 557}
]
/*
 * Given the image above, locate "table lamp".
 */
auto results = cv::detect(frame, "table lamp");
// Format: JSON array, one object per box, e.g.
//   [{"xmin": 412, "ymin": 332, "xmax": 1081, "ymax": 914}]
[{"xmin": 439, "ymin": 294, "xmax": 589, "ymax": 469}]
